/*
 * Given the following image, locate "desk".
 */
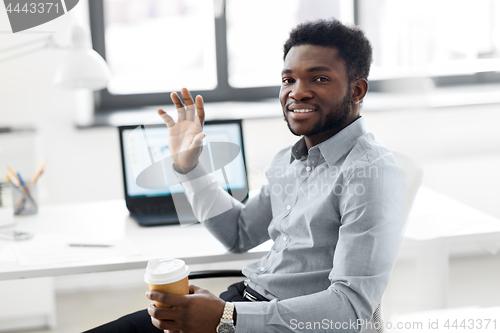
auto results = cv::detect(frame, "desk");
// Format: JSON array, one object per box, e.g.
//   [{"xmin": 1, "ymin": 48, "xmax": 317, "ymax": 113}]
[
  {"xmin": 0, "ymin": 200, "xmax": 270, "ymax": 331},
  {"xmin": 399, "ymin": 187, "xmax": 500, "ymax": 310},
  {"xmin": 0, "ymin": 200, "xmax": 270, "ymax": 280},
  {"xmin": 1, "ymin": 187, "xmax": 500, "ymax": 328}
]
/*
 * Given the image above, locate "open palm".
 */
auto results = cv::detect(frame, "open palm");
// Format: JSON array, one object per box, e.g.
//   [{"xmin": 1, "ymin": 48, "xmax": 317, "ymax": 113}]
[{"xmin": 158, "ymin": 88, "xmax": 206, "ymax": 174}]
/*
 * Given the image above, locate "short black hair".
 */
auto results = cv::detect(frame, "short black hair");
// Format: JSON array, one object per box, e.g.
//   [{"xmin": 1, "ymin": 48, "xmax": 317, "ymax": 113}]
[{"xmin": 283, "ymin": 18, "xmax": 373, "ymax": 83}]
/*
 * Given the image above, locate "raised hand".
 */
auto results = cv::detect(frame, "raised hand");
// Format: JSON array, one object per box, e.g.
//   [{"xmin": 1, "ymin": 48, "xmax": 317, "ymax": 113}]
[{"xmin": 158, "ymin": 88, "xmax": 206, "ymax": 174}]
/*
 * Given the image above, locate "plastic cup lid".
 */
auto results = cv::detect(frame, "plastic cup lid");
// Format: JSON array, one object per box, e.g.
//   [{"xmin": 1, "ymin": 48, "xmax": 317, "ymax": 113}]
[{"xmin": 144, "ymin": 258, "xmax": 190, "ymax": 285}]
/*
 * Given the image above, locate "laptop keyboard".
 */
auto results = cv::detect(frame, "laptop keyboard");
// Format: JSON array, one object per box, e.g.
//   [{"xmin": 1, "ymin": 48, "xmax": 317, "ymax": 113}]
[{"xmin": 135, "ymin": 205, "xmax": 172, "ymax": 215}]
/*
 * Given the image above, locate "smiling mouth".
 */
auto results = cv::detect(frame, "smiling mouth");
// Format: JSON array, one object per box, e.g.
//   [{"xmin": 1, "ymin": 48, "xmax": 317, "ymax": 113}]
[{"xmin": 291, "ymin": 109, "xmax": 315, "ymax": 113}]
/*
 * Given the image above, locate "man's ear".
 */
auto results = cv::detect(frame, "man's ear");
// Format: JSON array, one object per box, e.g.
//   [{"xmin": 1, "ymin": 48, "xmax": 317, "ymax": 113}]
[{"xmin": 351, "ymin": 78, "xmax": 368, "ymax": 105}]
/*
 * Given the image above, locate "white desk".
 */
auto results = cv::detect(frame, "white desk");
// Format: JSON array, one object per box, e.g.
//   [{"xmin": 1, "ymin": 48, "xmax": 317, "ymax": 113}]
[
  {"xmin": 0, "ymin": 200, "xmax": 270, "ymax": 331},
  {"xmin": 399, "ymin": 187, "xmax": 500, "ymax": 310},
  {"xmin": 0, "ymin": 200, "xmax": 270, "ymax": 280},
  {"xmin": 1, "ymin": 187, "xmax": 500, "ymax": 328}
]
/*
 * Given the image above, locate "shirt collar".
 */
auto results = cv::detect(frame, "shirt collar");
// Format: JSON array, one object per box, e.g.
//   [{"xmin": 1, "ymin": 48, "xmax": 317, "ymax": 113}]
[{"xmin": 289, "ymin": 116, "xmax": 368, "ymax": 167}]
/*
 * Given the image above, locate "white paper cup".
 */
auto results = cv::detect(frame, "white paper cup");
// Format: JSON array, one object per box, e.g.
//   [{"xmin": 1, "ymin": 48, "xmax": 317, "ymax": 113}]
[{"xmin": 145, "ymin": 258, "xmax": 190, "ymax": 308}]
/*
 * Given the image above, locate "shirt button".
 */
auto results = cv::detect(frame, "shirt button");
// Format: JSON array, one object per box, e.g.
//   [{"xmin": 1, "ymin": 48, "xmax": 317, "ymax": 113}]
[
  {"xmin": 306, "ymin": 166, "xmax": 311, "ymax": 172},
  {"xmin": 283, "ymin": 235, "xmax": 288, "ymax": 241},
  {"xmin": 259, "ymin": 267, "xmax": 266, "ymax": 272},
  {"xmin": 286, "ymin": 205, "xmax": 291, "ymax": 210}
]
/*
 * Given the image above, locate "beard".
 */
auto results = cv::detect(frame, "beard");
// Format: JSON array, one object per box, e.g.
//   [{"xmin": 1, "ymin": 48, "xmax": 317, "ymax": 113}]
[{"xmin": 283, "ymin": 90, "xmax": 353, "ymax": 137}]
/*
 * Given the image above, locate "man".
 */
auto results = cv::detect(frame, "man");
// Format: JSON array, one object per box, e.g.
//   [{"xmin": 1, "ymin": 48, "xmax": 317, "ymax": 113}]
[{"xmin": 87, "ymin": 18, "xmax": 405, "ymax": 333}]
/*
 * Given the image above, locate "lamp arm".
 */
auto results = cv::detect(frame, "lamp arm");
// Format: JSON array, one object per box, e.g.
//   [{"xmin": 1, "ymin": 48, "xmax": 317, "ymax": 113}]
[
  {"xmin": 0, "ymin": 36, "xmax": 59, "ymax": 63},
  {"xmin": 0, "ymin": 36, "xmax": 49, "ymax": 53}
]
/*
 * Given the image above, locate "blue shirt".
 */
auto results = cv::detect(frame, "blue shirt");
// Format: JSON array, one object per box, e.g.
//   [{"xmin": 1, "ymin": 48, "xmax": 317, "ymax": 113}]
[{"xmin": 178, "ymin": 117, "xmax": 406, "ymax": 332}]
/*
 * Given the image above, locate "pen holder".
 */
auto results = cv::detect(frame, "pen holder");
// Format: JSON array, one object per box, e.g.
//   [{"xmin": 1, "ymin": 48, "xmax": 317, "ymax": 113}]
[{"xmin": 12, "ymin": 182, "xmax": 38, "ymax": 215}]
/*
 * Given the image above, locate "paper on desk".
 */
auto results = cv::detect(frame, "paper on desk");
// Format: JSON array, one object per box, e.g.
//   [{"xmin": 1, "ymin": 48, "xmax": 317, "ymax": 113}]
[
  {"xmin": 0, "ymin": 243, "xmax": 18, "ymax": 262},
  {"xmin": 13, "ymin": 234, "xmax": 141, "ymax": 266}
]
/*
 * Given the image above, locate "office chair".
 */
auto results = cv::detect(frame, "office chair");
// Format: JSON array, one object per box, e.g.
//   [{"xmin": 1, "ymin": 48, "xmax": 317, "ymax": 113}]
[
  {"xmin": 362, "ymin": 152, "xmax": 424, "ymax": 333},
  {"xmin": 189, "ymin": 151, "xmax": 424, "ymax": 333},
  {"xmin": 392, "ymin": 151, "xmax": 425, "ymax": 223}
]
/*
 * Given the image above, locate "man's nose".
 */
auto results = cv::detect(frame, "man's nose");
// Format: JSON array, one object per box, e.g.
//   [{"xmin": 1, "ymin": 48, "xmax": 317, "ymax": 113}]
[{"xmin": 289, "ymin": 81, "xmax": 313, "ymax": 100}]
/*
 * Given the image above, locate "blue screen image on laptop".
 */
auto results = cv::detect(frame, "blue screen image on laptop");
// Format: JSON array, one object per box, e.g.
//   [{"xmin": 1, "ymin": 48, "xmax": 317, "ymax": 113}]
[{"xmin": 121, "ymin": 123, "xmax": 247, "ymax": 198}]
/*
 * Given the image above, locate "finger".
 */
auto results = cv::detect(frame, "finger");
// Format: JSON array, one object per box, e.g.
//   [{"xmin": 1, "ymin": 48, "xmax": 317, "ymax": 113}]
[
  {"xmin": 170, "ymin": 92, "xmax": 185, "ymax": 109},
  {"xmin": 186, "ymin": 104, "xmax": 196, "ymax": 122},
  {"xmin": 189, "ymin": 133, "xmax": 206, "ymax": 151},
  {"xmin": 158, "ymin": 109, "xmax": 175, "ymax": 128},
  {"xmin": 188, "ymin": 284, "xmax": 204, "ymax": 294},
  {"xmin": 147, "ymin": 303, "xmax": 180, "ymax": 321},
  {"xmin": 150, "ymin": 316, "xmax": 178, "ymax": 331},
  {"xmin": 170, "ymin": 92, "xmax": 186, "ymax": 121},
  {"xmin": 180, "ymin": 88, "xmax": 196, "ymax": 121},
  {"xmin": 195, "ymin": 95, "xmax": 205, "ymax": 127},
  {"xmin": 147, "ymin": 290, "xmax": 188, "ymax": 307}
]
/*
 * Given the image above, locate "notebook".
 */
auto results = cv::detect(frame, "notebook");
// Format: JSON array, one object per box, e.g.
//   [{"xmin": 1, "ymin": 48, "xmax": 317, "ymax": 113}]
[{"xmin": 118, "ymin": 119, "xmax": 249, "ymax": 227}]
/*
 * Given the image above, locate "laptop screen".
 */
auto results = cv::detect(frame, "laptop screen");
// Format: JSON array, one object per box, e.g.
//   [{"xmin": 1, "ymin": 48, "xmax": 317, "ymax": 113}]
[{"xmin": 119, "ymin": 120, "xmax": 248, "ymax": 200}]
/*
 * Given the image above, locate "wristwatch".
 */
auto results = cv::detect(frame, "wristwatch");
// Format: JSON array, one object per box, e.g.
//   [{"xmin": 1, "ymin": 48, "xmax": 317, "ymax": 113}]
[{"xmin": 216, "ymin": 302, "xmax": 236, "ymax": 333}]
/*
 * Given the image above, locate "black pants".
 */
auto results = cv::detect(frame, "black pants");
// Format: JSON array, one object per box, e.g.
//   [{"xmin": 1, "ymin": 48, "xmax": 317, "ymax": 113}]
[{"xmin": 84, "ymin": 281, "xmax": 265, "ymax": 333}]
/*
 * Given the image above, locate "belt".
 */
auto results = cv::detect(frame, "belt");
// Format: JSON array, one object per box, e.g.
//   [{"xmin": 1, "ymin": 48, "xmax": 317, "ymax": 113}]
[{"xmin": 242, "ymin": 286, "xmax": 269, "ymax": 302}]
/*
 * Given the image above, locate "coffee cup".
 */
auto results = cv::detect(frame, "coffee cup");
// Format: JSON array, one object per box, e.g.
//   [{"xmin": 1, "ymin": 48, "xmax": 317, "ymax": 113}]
[{"xmin": 144, "ymin": 258, "xmax": 190, "ymax": 308}]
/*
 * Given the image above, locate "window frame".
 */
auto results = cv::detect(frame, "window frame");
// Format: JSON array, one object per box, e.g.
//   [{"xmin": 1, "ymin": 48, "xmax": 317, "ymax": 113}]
[{"xmin": 89, "ymin": 0, "xmax": 279, "ymax": 114}]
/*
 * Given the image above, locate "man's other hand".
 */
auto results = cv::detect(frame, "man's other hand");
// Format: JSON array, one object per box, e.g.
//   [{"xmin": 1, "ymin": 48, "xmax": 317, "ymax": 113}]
[{"xmin": 147, "ymin": 284, "xmax": 225, "ymax": 333}]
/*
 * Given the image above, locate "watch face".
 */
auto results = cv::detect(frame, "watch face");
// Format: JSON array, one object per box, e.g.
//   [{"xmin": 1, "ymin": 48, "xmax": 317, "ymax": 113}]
[{"xmin": 217, "ymin": 322, "xmax": 236, "ymax": 333}]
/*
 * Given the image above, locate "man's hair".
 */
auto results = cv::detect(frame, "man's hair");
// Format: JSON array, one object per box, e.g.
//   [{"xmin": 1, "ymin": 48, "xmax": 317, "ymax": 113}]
[{"xmin": 283, "ymin": 18, "xmax": 373, "ymax": 83}]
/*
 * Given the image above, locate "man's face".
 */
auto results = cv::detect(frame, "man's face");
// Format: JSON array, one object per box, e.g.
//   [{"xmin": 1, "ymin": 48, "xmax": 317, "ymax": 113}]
[{"xmin": 280, "ymin": 44, "xmax": 356, "ymax": 147}]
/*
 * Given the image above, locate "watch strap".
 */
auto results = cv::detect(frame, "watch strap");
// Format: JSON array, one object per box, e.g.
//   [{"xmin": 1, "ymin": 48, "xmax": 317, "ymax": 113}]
[{"xmin": 221, "ymin": 302, "xmax": 234, "ymax": 322}]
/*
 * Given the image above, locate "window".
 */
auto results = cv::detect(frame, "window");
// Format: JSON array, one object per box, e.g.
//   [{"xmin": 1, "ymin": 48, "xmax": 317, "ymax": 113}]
[
  {"xmin": 104, "ymin": 0, "xmax": 217, "ymax": 95},
  {"xmin": 226, "ymin": 0, "xmax": 353, "ymax": 88},
  {"xmin": 89, "ymin": 0, "xmax": 500, "ymax": 114},
  {"xmin": 89, "ymin": 0, "xmax": 350, "ymax": 113},
  {"xmin": 358, "ymin": 0, "xmax": 500, "ymax": 79}
]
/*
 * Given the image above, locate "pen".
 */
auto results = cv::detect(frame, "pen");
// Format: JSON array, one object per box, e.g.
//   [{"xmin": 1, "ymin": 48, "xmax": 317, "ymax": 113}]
[
  {"xmin": 6, "ymin": 174, "xmax": 26, "ymax": 212},
  {"xmin": 15, "ymin": 172, "xmax": 27, "ymax": 211},
  {"xmin": 68, "ymin": 243, "xmax": 114, "ymax": 248},
  {"xmin": 29, "ymin": 161, "xmax": 47, "ymax": 188},
  {"xmin": 13, "ymin": 171, "xmax": 30, "ymax": 198},
  {"xmin": 7, "ymin": 166, "xmax": 21, "ymax": 183},
  {"xmin": 16, "ymin": 172, "xmax": 28, "ymax": 211},
  {"xmin": 17, "ymin": 172, "xmax": 26, "ymax": 186},
  {"xmin": 6, "ymin": 174, "xmax": 23, "ymax": 192}
]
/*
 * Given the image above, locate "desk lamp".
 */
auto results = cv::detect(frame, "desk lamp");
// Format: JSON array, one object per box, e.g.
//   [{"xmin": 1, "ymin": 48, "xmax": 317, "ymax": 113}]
[{"xmin": 0, "ymin": 24, "xmax": 111, "ymax": 90}]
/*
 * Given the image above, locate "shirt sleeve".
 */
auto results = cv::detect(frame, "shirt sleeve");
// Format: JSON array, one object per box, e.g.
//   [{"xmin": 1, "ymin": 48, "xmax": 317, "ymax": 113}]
[
  {"xmin": 234, "ymin": 157, "xmax": 406, "ymax": 333},
  {"xmin": 175, "ymin": 162, "xmax": 273, "ymax": 253}
]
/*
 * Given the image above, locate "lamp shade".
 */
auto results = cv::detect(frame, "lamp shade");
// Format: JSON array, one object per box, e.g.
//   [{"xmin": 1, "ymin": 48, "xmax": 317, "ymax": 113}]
[{"xmin": 53, "ymin": 48, "xmax": 111, "ymax": 90}]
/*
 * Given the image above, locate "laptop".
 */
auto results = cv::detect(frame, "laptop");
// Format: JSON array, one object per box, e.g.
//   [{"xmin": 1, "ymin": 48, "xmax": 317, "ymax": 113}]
[{"xmin": 118, "ymin": 119, "xmax": 249, "ymax": 227}]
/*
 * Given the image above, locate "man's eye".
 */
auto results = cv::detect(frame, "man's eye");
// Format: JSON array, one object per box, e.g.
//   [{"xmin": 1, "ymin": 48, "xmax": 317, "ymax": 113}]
[
  {"xmin": 282, "ymin": 78, "xmax": 294, "ymax": 84},
  {"xmin": 315, "ymin": 77, "xmax": 329, "ymax": 82}
]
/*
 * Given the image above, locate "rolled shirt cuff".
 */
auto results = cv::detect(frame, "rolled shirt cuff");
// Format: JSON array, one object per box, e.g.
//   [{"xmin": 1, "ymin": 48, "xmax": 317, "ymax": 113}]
[
  {"xmin": 173, "ymin": 162, "xmax": 216, "ymax": 194},
  {"xmin": 233, "ymin": 301, "xmax": 270, "ymax": 333}
]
